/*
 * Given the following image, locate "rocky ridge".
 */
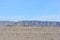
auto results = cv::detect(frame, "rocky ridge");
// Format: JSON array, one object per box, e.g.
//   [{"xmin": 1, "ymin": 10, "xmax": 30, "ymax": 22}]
[{"xmin": 0, "ymin": 21, "xmax": 60, "ymax": 27}]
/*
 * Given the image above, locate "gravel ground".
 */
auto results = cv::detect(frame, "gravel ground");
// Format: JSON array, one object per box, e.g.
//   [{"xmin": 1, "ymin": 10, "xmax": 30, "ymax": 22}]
[{"xmin": 0, "ymin": 26, "xmax": 60, "ymax": 40}]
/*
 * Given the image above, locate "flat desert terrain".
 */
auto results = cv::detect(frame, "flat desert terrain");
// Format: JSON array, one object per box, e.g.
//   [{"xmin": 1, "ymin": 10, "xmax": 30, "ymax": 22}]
[{"xmin": 0, "ymin": 26, "xmax": 60, "ymax": 40}]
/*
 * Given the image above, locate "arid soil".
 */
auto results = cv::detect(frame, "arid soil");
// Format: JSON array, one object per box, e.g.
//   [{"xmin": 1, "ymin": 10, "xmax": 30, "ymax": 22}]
[{"xmin": 0, "ymin": 26, "xmax": 60, "ymax": 40}]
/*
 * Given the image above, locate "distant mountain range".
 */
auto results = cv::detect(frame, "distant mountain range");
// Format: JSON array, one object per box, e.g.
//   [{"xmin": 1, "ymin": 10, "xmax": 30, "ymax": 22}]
[{"xmin": 0, "ymin": 21, "xmax": 60, "ymax": 27}]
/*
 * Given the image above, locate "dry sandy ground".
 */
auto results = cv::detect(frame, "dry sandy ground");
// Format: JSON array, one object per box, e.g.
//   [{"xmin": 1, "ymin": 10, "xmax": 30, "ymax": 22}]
[{"xmin": 0, "ymin": 26, "xmax": 60, "ymax": 40}]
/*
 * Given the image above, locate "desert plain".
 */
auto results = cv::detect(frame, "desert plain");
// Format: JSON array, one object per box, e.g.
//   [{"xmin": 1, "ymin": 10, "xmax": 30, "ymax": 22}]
[{"xmin": 0, "ymin": 26, "xmax": 60, "ymax": 40}]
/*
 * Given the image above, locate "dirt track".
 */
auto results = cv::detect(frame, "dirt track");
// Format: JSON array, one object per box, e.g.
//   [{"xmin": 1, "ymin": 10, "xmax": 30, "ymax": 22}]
[{"xmin": 0, "ymin": 27, "xmax": 60, "ymax": 40}]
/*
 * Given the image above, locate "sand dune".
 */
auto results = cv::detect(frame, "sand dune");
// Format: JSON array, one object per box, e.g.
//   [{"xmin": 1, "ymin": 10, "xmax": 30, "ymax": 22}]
[{"xmin": 0, "ymin": 26, "xmax": 60, "ymax": 40}]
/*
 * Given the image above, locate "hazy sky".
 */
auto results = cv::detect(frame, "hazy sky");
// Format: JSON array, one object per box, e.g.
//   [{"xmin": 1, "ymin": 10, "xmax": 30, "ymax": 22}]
[{"xmin": 0, "ymin": 0, "xmax": 60, "ymax": 21}]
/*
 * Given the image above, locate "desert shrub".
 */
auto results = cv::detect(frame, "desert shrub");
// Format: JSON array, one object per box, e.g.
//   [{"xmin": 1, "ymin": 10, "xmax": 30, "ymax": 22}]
[{"xmin": 6, "ymin": 25, "xmax": 12, "ymax": 27}]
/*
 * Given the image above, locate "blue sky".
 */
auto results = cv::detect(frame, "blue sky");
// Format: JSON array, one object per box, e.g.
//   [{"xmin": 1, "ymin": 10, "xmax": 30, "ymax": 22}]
[{"xmin": 0, "ymin": 0, "xmax": 60, "ymax": 21}]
